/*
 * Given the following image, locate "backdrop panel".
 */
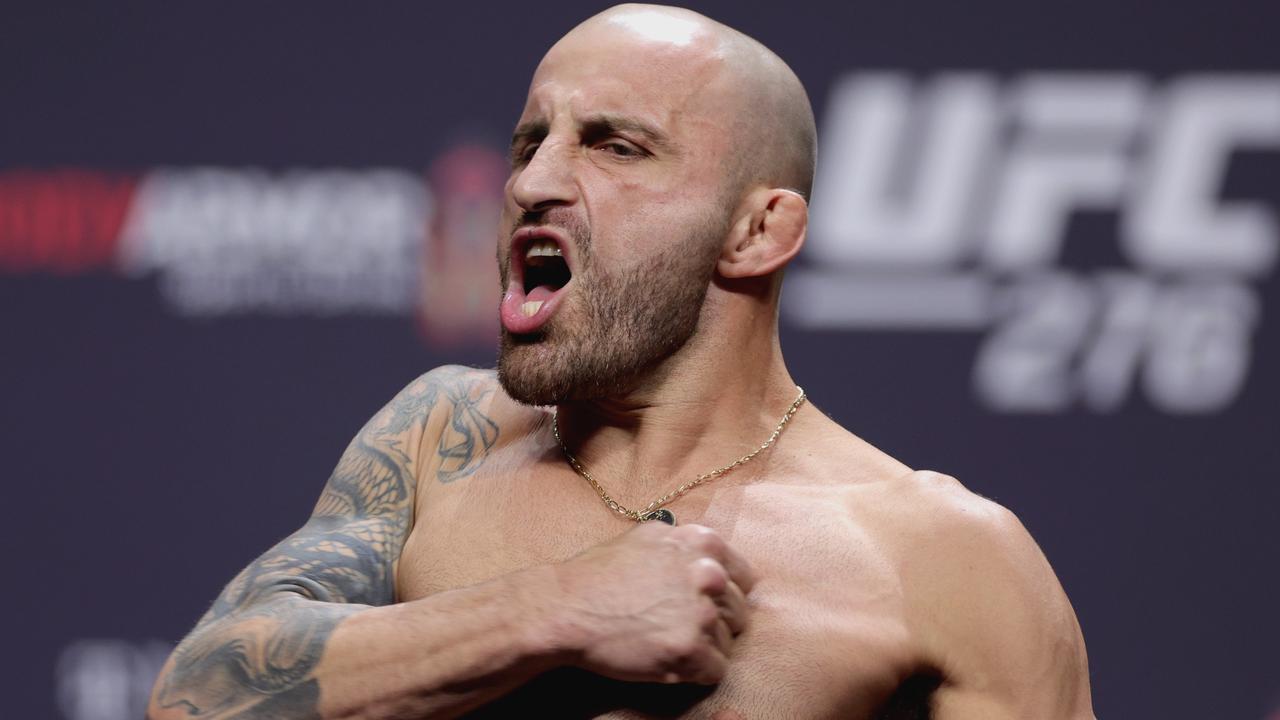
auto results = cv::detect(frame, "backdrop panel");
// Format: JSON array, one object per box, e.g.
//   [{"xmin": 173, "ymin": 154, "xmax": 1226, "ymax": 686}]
[{"xmin": 2, "ymin": 2, "xmax": 1276, "ymax": 718}]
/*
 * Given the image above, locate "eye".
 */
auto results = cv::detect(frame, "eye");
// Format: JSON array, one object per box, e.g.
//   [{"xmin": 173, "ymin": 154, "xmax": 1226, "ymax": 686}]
[
  {"xmin": 512, "ymin": 143, "xmax": 541, "ymax": 166},
  {"xmin": 597, "ymin": 141, "xmax": 643, "ymax": 158}
]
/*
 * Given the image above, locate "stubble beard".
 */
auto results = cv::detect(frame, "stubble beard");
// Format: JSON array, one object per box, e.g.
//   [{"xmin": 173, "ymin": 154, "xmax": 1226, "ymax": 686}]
[{"xmin": 497, "ymin": 211, "xmax": 727, "ymax": 406}]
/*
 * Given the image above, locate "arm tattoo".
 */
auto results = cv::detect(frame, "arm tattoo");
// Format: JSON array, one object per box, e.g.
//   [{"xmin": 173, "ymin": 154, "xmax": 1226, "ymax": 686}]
[
  {"xmin": 370, "ymin": 363, "xmax": 498, "ymax": 483},
  {"xmin": 432, "ymin": 367, "xmax": 500, "ymax": 483},
  {"xmin": 153, "ymin": 367, "xmax": 501, "ymax": 718}
]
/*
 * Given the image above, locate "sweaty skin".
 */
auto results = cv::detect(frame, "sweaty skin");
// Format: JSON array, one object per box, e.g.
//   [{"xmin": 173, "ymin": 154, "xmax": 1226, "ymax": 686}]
[{"xmin": 150, "ymin": 5, "xmax": 1094, "ymax": 720}]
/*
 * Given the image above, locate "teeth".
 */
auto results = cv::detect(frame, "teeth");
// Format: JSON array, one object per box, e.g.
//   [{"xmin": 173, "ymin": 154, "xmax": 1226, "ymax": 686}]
[
  {"xmin": 524, "ymin": 239, "xmax": 563, "ymax": 259},
  {"xmin": 521, "ymin": 300, "xmax": 543, "ymax": 317}
]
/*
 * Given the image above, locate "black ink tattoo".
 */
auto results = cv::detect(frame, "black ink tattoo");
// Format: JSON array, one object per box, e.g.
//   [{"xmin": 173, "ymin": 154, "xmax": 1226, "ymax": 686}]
[
  {"xmin": 432, "ymin": 368, "xmax": 500, "ymax": 483},
  {"xmin": 152, "ymin": 367, "xmax": 502, "ymax": 718}
]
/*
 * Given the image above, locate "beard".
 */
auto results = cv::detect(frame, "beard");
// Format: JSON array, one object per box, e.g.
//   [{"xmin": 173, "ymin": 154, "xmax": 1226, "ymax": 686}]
[{"xmin": 497, "ymin": 209, "xmax": 727, "ymax": 406}]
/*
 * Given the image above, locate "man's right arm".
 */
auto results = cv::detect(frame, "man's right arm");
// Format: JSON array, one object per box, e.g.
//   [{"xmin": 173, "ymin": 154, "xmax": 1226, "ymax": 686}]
[
  {"xmin": 147, "ymin": 366, "xmax": 566, "ymax": 719},
  {"xmin": 149, "ymin": 366, "xmax": 755, "ymax": 720}
]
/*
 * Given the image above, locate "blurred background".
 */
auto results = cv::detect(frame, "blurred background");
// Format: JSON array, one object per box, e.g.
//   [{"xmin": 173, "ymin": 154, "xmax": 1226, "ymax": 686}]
[{"xmin": 3, "ymin": 1, "xmax": 1277, "ymax": 718}]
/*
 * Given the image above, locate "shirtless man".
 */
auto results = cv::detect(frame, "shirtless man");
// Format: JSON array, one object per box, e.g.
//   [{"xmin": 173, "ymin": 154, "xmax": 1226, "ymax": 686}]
[{"xmin": 149, "ymin": 5, "xmax": 1094, "ymax": 718}]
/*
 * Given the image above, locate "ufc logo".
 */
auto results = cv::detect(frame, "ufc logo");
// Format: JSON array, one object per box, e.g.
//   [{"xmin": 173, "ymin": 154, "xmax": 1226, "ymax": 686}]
[
  {"xmin": 792, "ymin": 72, "xmax": 1280, "ymax": 414},
  {"xmin": 807, "ymin": 72, "xmax": 1280, "ymax": 274}
]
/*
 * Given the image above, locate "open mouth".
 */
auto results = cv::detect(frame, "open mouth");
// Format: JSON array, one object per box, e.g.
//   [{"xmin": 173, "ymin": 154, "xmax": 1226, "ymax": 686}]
[{"xmin": 500, "ymin": 227, "xmax": 575, "ymax": 334}]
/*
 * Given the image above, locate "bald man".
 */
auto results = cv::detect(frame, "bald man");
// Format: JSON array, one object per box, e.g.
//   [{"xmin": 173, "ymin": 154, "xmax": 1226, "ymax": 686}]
[{"xmin": 149, "ymin": 5, "xmax": 1093, "ymax": 719}]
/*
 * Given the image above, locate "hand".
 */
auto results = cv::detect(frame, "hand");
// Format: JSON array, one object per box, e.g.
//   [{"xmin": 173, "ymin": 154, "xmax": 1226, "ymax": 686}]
[{"xmin": 550, "ymin": 522, "xmax": 756, "ymax": 685}]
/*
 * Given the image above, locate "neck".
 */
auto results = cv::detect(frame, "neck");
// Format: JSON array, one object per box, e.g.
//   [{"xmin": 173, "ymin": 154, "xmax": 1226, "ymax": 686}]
[{"xmin": 555, "ymin": 288, "xmax": 801, "ymax": 503}]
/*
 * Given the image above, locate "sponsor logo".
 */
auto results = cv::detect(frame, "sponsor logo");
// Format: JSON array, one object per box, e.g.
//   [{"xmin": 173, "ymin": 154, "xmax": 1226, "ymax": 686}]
[
  {"xmin": 0, "ymin": 145, "xmax": 511, "ymax": 346},
  {"xmin": 0, "ymin": 170, "xmax": 137, "ymax": 274},
  {"xmin": 789, "ymin": 72, "xmax": 1280, "ymax": 413},
  {"xmin": 119, "ymin": 167, "xmax": 430, "ymax": 316},
  {"xmin": 0, "ymin": 166, "xmax": 431, "ymax": 315}
]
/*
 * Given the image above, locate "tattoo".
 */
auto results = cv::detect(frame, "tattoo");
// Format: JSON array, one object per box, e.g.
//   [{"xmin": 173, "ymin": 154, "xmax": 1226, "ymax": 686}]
[
  {"xmin": 157, "ymin": 597, "xmax": 354, "ymax": 719},
  {"xmin": 365, "ymin": 364, "xmax": 499, "ymax": 484},
  {"xmin": 153, "ymin": 367, "xmax": 501, "ymax": 718},
  {"xmin": 432, "ymin": 367, "xmax": 500, "ymax": 483}
]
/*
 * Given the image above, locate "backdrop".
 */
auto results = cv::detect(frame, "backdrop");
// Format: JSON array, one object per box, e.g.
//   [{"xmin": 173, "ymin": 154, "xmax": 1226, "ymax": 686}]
[{"xmin": 3, "ymin": 2, "xmax": 1277, "ymax": 718}]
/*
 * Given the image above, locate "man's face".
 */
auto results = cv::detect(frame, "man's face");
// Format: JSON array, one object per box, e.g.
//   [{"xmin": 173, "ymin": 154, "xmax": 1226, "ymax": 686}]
[{"xmin": 496, "ymin": 18, "xmax": 740, "ymax": 405}]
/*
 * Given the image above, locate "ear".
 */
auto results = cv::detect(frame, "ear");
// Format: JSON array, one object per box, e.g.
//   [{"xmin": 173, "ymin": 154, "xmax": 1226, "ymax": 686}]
[{"xmin": 718, "ymin": 188, "xmax": 808, "ymax": 279}]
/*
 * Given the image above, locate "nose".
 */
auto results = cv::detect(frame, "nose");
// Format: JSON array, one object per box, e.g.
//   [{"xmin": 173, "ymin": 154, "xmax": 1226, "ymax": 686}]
[{"xmin": 510, "ymin": 140, "xmax": 577, "ymax": 212}]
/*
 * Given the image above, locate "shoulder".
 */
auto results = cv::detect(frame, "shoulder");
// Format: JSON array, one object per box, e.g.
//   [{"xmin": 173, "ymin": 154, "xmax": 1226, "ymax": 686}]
[
  {"xmin": 886, "ymin": 471, "xmax": 1092, "ymax": 713},
  {"xmin": 888, "ymin": 471, "xmax": 1031, "ymax": 558},
  {"xmin": 364, "ymin": 365, "xmax": 500, "ymax": 436},
  {"xmin": 345, "ymin": 366, "xmax": 502, "ymax": 477},
  {"xmin": 887, "ymin": 470, "xmax": 1065, "ymax": 618},
  {"xmin": 399, "ymin": 365, "xmax": 500, "ymax": 417},
  {"xmin": 384, "ymin": 365, "xmax": 546, "ymax": 484},
  {"xmin": 799, "ymin": 420, "xmax": 1039, "ymax": 562}
]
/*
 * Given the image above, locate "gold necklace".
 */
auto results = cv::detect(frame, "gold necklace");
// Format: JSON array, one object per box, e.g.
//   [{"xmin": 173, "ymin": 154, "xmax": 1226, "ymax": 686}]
[{"xmin": 552, "ymin": 386, "xmax": 807, "ymax": 524}]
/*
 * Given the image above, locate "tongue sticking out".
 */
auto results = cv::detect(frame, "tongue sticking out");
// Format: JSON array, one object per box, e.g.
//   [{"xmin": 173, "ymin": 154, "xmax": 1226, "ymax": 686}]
[
  {"xmin": 502, "ymin": 282, "xmax": 565, "ymax": 334},
  {"xmin": 519, "ymin": 284, "xmax": 557, "ymax": 317},
  {"xmin": 526, "ymin": 285, "xmax": 556, "ymax": 304}
]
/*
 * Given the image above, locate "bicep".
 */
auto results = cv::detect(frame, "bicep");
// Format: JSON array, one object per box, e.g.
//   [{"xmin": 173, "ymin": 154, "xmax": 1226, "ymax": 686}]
[
  {"xmin": 151, "ymin": 373, "xmax": 441, "ymax": 718},
  {"xmin": 200, "ymin": 364, "xmax": 499, "ymax": 619},
  {"xmin": 198, "ymin": 426, "xmax": 419, "ymax": 626}
]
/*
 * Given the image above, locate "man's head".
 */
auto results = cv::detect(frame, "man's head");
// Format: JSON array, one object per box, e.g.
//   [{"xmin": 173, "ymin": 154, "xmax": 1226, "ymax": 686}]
[{"xmin": 496, "ymin": 4, "xmax": 816, "ymax": 405}]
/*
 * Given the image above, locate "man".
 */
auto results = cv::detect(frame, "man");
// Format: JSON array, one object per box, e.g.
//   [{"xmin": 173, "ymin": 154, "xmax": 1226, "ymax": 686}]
[{"xmin": 150, "ymin": 4, "xmax": 1094, "ymax": 719}]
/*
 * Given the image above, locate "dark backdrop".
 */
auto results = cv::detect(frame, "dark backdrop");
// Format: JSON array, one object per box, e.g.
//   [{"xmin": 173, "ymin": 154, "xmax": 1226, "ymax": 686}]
[{"xmin": 2, "ymin": 2, "xmax": 1277, "ymax": 719}]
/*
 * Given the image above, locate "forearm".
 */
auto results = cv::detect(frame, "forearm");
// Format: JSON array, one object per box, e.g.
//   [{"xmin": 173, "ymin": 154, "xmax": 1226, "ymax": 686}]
[
  {"xmin": 316, "ymin": 566, "xmax": 570, "ymax": 718},
  {"xmin": 150, "ymin": 566, "xmax": 572, "ymax": 720}
]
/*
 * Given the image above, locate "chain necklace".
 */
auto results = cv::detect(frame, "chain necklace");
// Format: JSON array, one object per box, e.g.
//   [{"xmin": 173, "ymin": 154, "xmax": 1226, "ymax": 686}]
[{"xmin": 551, "ymin": 386, "xmax": 807, "ymax": 525}]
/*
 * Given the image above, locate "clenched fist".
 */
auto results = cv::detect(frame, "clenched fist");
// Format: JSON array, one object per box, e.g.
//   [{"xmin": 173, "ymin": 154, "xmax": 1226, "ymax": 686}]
[{"xmin": 549, "ymin": 522, "xmax": 756, "ymax": 685}]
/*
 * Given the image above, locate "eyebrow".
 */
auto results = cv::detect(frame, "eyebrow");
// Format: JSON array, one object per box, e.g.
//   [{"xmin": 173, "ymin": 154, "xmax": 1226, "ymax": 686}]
[
  {"xmin": 580, "ymin": 113, "xmax": 675, "ymax": 153},
  {"xmin": 508, "ymin": 114, "xmax": 677, "ymax": 157},
  {"xmin": 510, "ymin": 120, "xmax": 549, "ymax": 158}
]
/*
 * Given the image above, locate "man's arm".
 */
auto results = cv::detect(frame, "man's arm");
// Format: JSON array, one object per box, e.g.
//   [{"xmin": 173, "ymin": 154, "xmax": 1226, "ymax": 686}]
[
  {"xmin": 899, "ymin": 472, "xmax": 1094, "ymax": 720},
  {"xmin": 149, "ymin": 365, "xmax": 756, "ymax": 719},
  {"xmin": 147, "ymin": 366, "xmax": 560, "ymax": 719}
]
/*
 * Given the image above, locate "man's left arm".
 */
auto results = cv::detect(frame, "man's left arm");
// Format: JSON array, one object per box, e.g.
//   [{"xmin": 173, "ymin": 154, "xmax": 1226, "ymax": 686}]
[{"xmin": 904, "ymin": 472, "xmax": 1095, "ymax": 720}]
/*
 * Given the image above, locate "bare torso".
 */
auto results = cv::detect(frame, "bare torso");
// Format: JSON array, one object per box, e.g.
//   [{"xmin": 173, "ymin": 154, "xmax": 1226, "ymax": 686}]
[
  {"xmin": 149, "ymin": 367, "xmax": 1087, "ymax": 720},
  {"xmin": 397, "ymin": 376, "xmax": 947, "ymax": 719}
]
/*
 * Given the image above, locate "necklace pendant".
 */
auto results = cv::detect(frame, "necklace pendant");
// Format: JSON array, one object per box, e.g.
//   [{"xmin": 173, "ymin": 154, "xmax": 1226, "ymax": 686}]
[{"xmin": 644, "ymin": 508, "xmax": 676, "ymax": 525}]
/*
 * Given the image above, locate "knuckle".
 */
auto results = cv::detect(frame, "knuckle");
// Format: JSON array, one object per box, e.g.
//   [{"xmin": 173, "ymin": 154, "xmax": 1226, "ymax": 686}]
[
  {"xmin": 662, "ymin": 635, "xmax": 700, "ymax": 662},
  {"xmin": 690, "ymin": 557, "xmax": 728, "ymax": 592},
  {"xmin": 677, "ymin": 523, "xmax": 711, "ymax": 538},
  {"xmin": 698, "ymin": 599, "xmax": 720, "ymax": 628},
  {"xmin": 686, "ymin": 525, "xmax": 724, "ymax": 553}
]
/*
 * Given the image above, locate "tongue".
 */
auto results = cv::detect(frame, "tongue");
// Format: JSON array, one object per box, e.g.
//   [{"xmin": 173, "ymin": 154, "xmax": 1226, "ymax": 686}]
[{"xmin": 526, "ymin": 284, "xmax": 557, "ymax": 303}]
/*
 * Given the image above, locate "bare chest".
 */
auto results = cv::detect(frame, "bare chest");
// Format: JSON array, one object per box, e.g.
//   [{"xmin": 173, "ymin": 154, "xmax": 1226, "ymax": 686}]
[{"xmin": 397, "ymin": 457, "xmax": 922, "ymax": 719}]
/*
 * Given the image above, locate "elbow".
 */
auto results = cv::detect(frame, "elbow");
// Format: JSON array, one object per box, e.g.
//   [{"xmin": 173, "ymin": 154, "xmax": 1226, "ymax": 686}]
[
  {"xmin": 143, "ymin": 595, "xmax": 355, "ymax": 718},
  {"xmin": 146, "ymin": 655, "xmax": 190, "ymax": 720},
  {"xmin": 143, "ymin": 619, "xmax": 263, "ymax": 719}
]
